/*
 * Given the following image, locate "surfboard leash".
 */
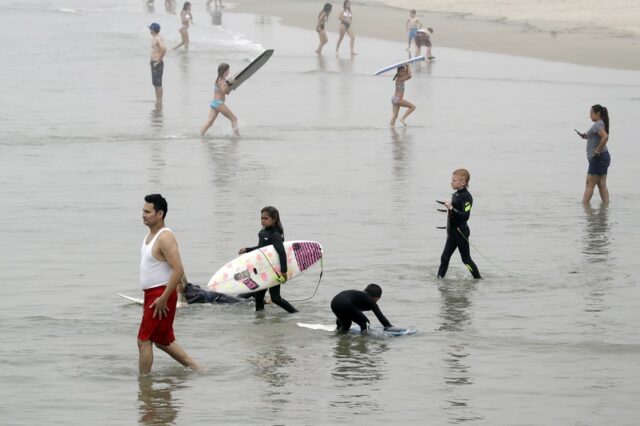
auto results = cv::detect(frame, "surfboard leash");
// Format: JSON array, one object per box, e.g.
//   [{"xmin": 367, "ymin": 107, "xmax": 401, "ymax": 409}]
[
  {"xmin": 256, "ymin": 247, "xmax": 324, "ymax": 302},
  {"xmin": 290, "ymin": 256, "xmax": 324, "ymax": 302}
]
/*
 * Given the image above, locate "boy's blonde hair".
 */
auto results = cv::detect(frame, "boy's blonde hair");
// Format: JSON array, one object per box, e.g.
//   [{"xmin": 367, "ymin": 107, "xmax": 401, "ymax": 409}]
[{"xmin": 453, "ymin": 168, "xmax": 470, "ymax": 185}]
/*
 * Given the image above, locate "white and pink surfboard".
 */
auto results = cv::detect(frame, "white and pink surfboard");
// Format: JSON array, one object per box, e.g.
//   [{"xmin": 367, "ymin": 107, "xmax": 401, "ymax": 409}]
[{"xmin": 207, "ymin": 241, "xmax": 323, "ymax": 296}]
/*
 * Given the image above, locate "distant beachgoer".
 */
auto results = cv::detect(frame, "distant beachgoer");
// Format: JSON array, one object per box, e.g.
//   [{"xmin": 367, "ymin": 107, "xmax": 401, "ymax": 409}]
[
  {"xmin": 576, "ymin": 104, "xmax": 611, "ymax": 205},
  {"xmin": 165, "ymin": 0, "xmax": 176, "ymax": 14},
  {"xmin": 437, "ymin": 169, "xmax": 481, "ymax": 279},
  {"xmin": 336, "ymin": 0, "xmax": 356, "ymax": 56},
  {"xmin": 238, "ymin": 206, "xmax": 298, "ymax": 314},
  {"xmin": 331, "ymin": 284, "xmax": 393, "ymax": 332},
  {"xmin": 406, "ymin": 9, "xmax": 422, "ymax": 51},
  {"xmin": 414, "ymin": 27, "xmax": 434, "ymax": 59},
  {"xmin": 200, "ymin": 63, "xmax": 239, "ymax": 136},
  {"xmin": 173, "ymin": 2, "xmax": 193, "ymax": 50},
  {"xmin": 315, "ymin": 3, "xmax": 332, "ymax": 54},
  {"xmin": 148, "ymin": 22, "xmax": 167, "ymax": 105},
  {"xmin": 206, "ymin": 0, "xmax": 223, "ymax": 8},
  {"xmin": 138, "ymin": 194, "xmax": 199, "ymax": 374},
  {"xmin": 390, "ymin": 64, "xmax": 415, "ymax": 127}
]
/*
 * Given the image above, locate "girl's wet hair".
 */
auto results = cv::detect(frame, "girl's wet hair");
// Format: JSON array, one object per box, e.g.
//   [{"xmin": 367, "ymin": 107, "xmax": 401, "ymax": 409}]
[
  {"xmin": 182, "ymin": 1, "xmax": 191, "ymax": 11},
  {"xmin": 393, "ymin": 65, "xmax": 406, "ymax": 81},
  {"xmin": 321, "ymin": 3, "xmax": 332, "ymax": 15},
  {"xmin": 591, "ymin": 104, "xmax": 610, "ymax": 133},
  {"xmin": 217, "ymin": 63, "xmax": 230, "ymax": 81},
  {"xmin": 261, "ymin": 206, "xmax": 284, "ymax": 236},
  {"xmin": 343, "ymin": 0, "xmax": 351, "ymax": 11}
]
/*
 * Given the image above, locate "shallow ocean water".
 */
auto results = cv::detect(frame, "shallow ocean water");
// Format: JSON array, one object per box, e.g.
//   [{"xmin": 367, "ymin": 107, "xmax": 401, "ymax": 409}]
[{"xmin": 1, "ymin": 1, "xmax": 639, "ymax": 424}]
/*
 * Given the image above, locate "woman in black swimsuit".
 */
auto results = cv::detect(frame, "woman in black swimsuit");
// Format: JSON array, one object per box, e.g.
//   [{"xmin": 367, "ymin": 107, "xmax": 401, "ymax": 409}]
[{"xmin": 315, "ymin": 3, "xmax": 332, "ymax": 54}]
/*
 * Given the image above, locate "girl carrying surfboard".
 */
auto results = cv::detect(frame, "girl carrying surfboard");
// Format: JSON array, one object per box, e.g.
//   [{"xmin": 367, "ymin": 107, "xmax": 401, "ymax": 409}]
[
  {"xmin": 200, "ymin": 63, "xmax": 239, "ymax": 136},
  {"xmin": 238, "ymin": 206, "xmax": 298, "ymax": 314},
  {"xmin": 390, "ymin": 64, "xmax": 416, "ymax": 127}
]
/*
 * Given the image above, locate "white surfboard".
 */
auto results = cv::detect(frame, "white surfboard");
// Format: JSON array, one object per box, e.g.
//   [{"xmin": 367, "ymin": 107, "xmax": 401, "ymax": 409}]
[
  {"xmin": 117, "ymin": 292, "xmax": 143, "ymax": 305},
  {"xmin": 229, "ymin": 49, "xmax": 274, "ymax": 91},
  {"xmin": 116, "ymin": 292, "xmax": 189, "ymax": 308},
  {"xmin": 207, "ymin": 241, "xmax": 323, "ymax": 296},
  {"xmin": 297, "ymin": 322, "xmax": 417, "ymax": 337},
  {"xmin": 374, "ymin": 55, "xmax": 425, "ymax": 76}
]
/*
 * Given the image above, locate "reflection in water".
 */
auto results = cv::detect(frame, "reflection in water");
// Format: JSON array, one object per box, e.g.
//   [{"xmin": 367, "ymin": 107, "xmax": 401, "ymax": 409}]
[
  {"xmin": 390, "ymin": 127, "xmax": 412, "ymax": 182},
  {"xmin": 165, "ymin": 0, "xmax": 176, "ymax": 15},
  {"xmin": 150, "ymin": 105, "xmax": 163, "ymax": 130},
  {"xmin": 582, "ymin": 204, "xmax": 610, "ymax": 262},
  {"xmin": 248, "ymin": 345, "xmax": 294, "ymax": 408},
  {"xmin": 582, "ymin": 204, "xmax": 612, "ymax": 314},
  {"xmin": 204, "ymin": 139, "xmax": 239, "ymax": 190},
  {"xmin": 137, "ymin": 376, "xmax": 182, "ymax": 425},
  {"xmin": 438, "ymin": 282, "xmax": 482, "ymax": 422},
  {"xmin": 149, "ymin": 141, "xmax": 166, "ymax": 186},
  {"xmin": 330, "ymin": 335, "xmax": 388, "ymax": 414},
  {"xmin": 317, "ymin": 55, "xmax": 326, "ymax": 72}
]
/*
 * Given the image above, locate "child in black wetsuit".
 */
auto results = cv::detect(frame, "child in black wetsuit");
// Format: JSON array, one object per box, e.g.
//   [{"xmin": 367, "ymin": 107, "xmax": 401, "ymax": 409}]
[
  {"xmin": 238, "ymin": 206, "xmax": 298, "ymax": 313},
  {"xmin": 331, "ymin": 283, "xmax": 392, "ymax": 332},
  {"xmin": 437, "ymin": 169, "xmax": 481, "ymax": 279}
]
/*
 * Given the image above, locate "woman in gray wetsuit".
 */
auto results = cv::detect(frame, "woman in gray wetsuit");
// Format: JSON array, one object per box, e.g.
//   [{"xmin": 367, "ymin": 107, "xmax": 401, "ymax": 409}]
[{"xmin": 576, "ymin": 104, "xmax": 610, "ymax": 205}]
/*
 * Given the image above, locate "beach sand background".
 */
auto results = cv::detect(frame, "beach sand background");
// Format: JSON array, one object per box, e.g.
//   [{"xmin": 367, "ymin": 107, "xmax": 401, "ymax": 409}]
[
  {"xmin": 234, "ymin": 0, "xmax": 640, "ymax": 70},
  {"xmin": 1, "ymin": 0, "xmax": 639, "ymax": 424}
]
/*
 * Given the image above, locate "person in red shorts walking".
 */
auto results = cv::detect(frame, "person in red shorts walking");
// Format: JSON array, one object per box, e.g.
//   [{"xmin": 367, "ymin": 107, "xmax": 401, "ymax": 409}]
[{"xmin": 138, "ymin": 194, "xmax": 199, "ymax": 374}]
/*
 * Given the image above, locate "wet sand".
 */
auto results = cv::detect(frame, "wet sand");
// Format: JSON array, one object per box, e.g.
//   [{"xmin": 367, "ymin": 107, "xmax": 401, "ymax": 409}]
[{"xmin": 232, "ymin": 0, "xmax": 640, "ymax": 70}]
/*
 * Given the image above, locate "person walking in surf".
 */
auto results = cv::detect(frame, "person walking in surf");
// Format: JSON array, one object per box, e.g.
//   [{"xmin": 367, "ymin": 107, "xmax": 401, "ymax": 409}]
[
  {"xmin": 200, "ymin": 63, "xmax": 239, "ymax": 136},
  {"xmin": 390, "ymin": 64, "xmax": 416, "ymax": 127},
  {"xmin": 437, "ymin": 169, "xmax": 481, "ymax": 279}
]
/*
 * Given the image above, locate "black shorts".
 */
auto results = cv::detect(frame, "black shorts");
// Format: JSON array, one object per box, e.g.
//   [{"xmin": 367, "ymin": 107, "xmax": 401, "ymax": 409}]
[
  {"xmin": 150, "ymin": 60, "xmax": 164, "ymax": 87},
  {"xmin": 415, "ymin": 32, "xmax": 431, "ymax": 47}
]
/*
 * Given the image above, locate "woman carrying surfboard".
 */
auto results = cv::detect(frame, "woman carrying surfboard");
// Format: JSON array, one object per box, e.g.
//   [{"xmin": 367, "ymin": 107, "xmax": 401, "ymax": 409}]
[
  {"xmin": 200, "ymin": 63, "xmax": 239, "ymax": 136},
  {"xmin": 336, "ymin": 0, "xmax": 356, "ymax": 56},
  {"xmin": 315, "ymin": 3, "xmax": 332, "ymax": 55},
  {"xmin": 238, "ymin": 206, "xmax": 298, "ymax": 313},
  {"xmin": 390, "ymin": 64, "xmax": 416, "ymax": 127}
]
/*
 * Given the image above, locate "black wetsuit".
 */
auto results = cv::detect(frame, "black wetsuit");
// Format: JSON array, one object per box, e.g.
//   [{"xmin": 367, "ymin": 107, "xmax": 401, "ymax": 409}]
[
  {"xmin": 330, "ymin": 290, "xmax": 392, "ymax": 331},
  {"xmin": 183, "ymin": 282, "xmax": 246, "ymax": 304},
  {"xmin": 245, "ymin": 227, "xmax": 297, "ymax": 313},
  {"xmin": 437, "ymin": 187, "xmax": 481, "ymax": 279}
]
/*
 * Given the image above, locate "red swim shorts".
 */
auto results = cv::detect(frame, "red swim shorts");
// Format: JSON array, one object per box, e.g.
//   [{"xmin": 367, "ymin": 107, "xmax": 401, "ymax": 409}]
[{"xmin": 137, "ymin": 285, "xmax": 177, "ymax": 346}]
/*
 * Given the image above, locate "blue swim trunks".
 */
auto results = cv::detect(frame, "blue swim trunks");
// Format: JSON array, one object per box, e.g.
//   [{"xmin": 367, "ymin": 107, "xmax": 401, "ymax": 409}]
[
  {"xmin": 408, "ymin": 28, "xmax": 418, "ymax": 40},
  {"xmin": 210, "ymin": 99, "xmax": 224, "ymax": 109}
]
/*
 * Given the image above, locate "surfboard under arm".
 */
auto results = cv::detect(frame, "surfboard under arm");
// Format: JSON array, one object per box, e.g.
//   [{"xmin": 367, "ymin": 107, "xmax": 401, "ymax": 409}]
[{"xmin": 229, "ymin": 49, "xmax": 274, "ymax": 91}]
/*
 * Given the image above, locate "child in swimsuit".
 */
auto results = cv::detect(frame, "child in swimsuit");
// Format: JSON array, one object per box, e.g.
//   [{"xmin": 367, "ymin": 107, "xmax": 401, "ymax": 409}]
[
  {"xmin": 390, "ymin": 64, "xmax": 416, "ymax": 127},
  {"xmin": 406, "ymin": 9, "xmax": 422, "ymax": 51},
  {"xmin": 200, "ymin": 63, "xmax": 239, "ymax": 136}
]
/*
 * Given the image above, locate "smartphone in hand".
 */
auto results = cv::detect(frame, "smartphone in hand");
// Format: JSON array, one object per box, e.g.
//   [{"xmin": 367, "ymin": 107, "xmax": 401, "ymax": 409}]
[{"xmin": 574, "ymin": 129, "xmax": 585, "ymax": 138}]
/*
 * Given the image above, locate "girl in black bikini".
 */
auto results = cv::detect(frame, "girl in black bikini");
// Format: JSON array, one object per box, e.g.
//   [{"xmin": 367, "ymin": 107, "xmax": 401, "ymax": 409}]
[{"xmin": 315, "ymin": 3, "xmax": 332, "ymax": 54}]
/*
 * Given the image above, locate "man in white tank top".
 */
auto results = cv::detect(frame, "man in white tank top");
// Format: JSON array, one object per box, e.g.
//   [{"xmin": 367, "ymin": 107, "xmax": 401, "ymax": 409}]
[{"xmin": 137, "ymin": 194, "xmax": 199, "ymax": 374}]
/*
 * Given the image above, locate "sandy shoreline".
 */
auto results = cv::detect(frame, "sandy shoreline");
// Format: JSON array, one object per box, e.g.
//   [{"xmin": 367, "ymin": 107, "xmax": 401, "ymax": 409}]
[{"xmin": 231, "ymin": 0, "xmax": 640, "ymax": 71}]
